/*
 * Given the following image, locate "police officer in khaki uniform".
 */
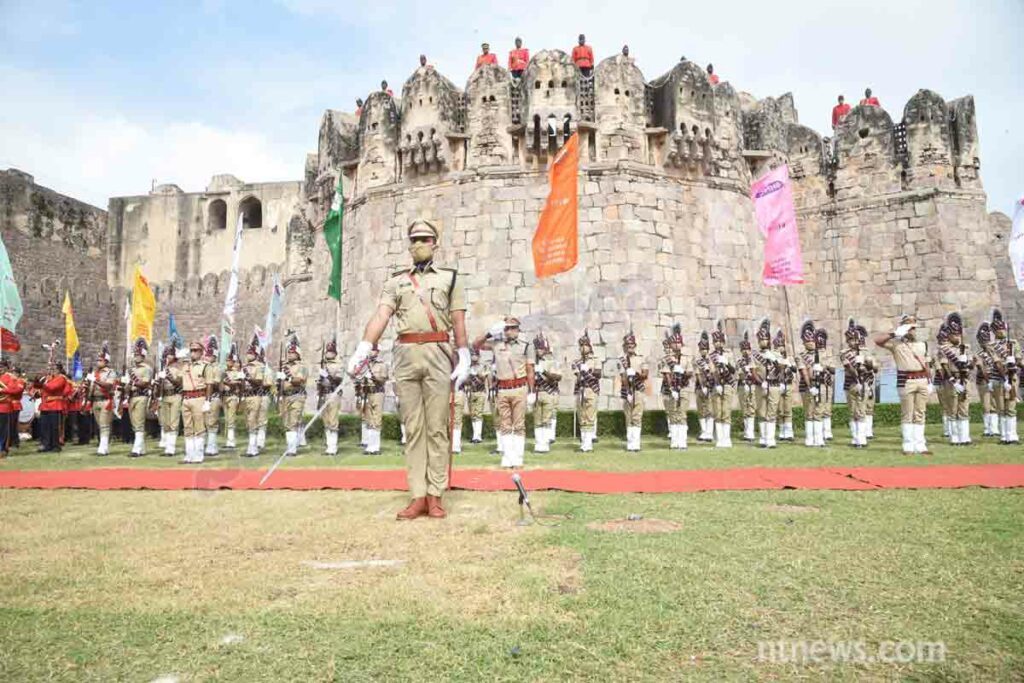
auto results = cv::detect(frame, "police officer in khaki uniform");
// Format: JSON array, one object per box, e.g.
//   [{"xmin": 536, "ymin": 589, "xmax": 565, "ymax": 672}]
[
  {"xmin": 737, "ymin": 332, "xmax": 757, "ymax": 442},
  {"xmin": 86, "ymin": 342, "xmax": 119, "ymax": 456},
  {"xmin": 348, "ymin": 220, "xmax": 469, "ymax": 520},
  {"xmin": 157, "ymin": 346, "xmax": 184, "ymax": 456},
  {"xmin": 179, "ymin": 339, "xmax": 215, "ymax": 463},
  {"xmin": 474, "ymin": 317, "xmax": 535, "ymax": 468},
  {"xmin": 816, "ymin": 327, "xmax": 836, "ymax": 441},
  {"xmin": 751, "ymin": 318, "xmax": 781, "ymax": 449},
  {"xmin": 360, "ymin": 347, "xmax": 388, "ymax": 455},
  {"xmin": 659, "ymin": 323, "xmax": 692, "ymax": 450},
  {"xmin": 990, "ymin": 309, "xmax": 1020, "ymax": 444},
  {"xmin": 693, "ymin": 332, "xmax": 714, "ymax": 442},
  {"xmin": 202, "ymin": 336, "xmax": 223, "ymax": 456},
  {"xmin": 465, "ymin": 350, "xmax": 488, "ymax": 444},
  {"xmin": 241, "ymin": 335, "xmax": 270, "ymax": 456},
  {"xmin": 277, "ymin": 333, "xmax": 309, "ymax": 457},
  {"xmin": 773, "ymin": 329, "xmax": 796, "ymax": 441},
  {"xmin": 532, "ymin": 333, "xmax": 561, "ymax": 453},
  {"xmin": 709, "ymin": 320, "xmax": 737, "ymax": 448},
  {"xmin": 256, "ymin": 344, "xmax": 272, "ymax": 450},
  {"xmin": 841, "ymin": 318, "xmax": 871, "ymax": 448},
  {"xmin": 126, "ymin": 338, "xmax": 153, "ymax": 457},
  {"xmin": 221, "ymin": 344, "xmax": 244, "ymax": 450},
  {"xmin": 856, "ymin": 323, "xmax": 878, "ymax": 440},
  {"xmin": 317, "ymin": 338, "xmax": 345, "ymax": 455},
  {"xmin": 572, "ymin": 330, "xmax": 602, "ymax": 452},
  {"xmin": 936, "ymin": 312, "xmax": 973, "ymax": 446},
  {"xmin": 617, "ymin": 330, "xmax": 649, "ymax": 452},
  {"xmin": 797, "ymin": 320, "xmax": 826, "ymax": 448},
  {"xmin": 873, "ymin": 315, "xmax": 932, "ymax": 454}
]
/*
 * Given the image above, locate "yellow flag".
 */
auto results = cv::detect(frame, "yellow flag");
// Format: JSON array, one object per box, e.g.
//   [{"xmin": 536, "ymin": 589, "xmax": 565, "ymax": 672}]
[
  {"xmin": 62, "ymin": 291, "xmax": 79, "ymax": 358},
  {"xmin": 130, "ymin": 266, "xmax": 156, "ymax": 343}
]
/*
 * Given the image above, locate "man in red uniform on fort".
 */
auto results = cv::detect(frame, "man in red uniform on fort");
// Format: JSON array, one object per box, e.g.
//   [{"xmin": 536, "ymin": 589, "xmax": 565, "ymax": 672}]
[
  {"xmin": 706, "ymin": 63, "xmax": 719, "ymax": 85},
  {"xmin": 860, "ymin": 88, "xmax": 880, "ymax": 107},
  {"xmin": 508, "ymin": 37, "xmax": 529, "ymax": 78},
  {"xmin": 572, "ymin": 34, "xmax": 594, "ymax": 77},
  {"xmin": 832, "ymin": 94, "xmax": 852, "ymax": 129},
  {"xmin": 38, "ymin": 363, "xmax": 71, "ymax": 452},
  {"xmin": 475, "ymin": 43, "xmax": 498, "ymax": 70}
]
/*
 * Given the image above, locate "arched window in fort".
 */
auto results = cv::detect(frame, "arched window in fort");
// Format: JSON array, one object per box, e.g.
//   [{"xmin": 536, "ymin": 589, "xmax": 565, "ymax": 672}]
[
  {"xmin": 208, "ymin": 199, "xmax": 227, "ymax": 231},
  {"xmin": 239, "ymin": 196, "xmax": 263, "ymax": 229},
  {"xmin": 548, "ymin": 80, "xmax": 554, "ymax": 89},
  {"xmin": 535, "ymin": 81, "xmax": 541, "ymax": 89}
]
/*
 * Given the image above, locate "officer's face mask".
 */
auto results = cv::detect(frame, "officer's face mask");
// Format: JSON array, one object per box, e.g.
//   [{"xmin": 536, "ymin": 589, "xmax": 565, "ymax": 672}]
[{"xmin": 409, "ymin": 238, "xmax": 435, "ymax": 264}]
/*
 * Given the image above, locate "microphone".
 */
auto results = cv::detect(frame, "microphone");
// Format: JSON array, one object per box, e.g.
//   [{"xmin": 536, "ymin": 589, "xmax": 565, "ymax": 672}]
[{"xmin": 512, "ymin": 472, "xmax": 530, "ymax": 506}]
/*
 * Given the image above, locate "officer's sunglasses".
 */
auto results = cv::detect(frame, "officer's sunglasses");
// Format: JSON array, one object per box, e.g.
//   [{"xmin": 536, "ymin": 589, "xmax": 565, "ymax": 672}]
[{"xmin": 410, "ymin": 236, "xmax": 435, "ymax": 244}]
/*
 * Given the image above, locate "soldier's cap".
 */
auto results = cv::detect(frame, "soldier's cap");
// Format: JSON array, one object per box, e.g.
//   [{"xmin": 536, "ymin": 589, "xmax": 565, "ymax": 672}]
[
  {"xmin": 98, "ymin": 341, "xmax": 112, "ymax": 361},
  {"xmin": 669, "ymin": 322, "xmax": 683, "ymax": 344},
  {"xmin": 772, "ymin": 328, "xmax": 786, "ymax": 349},
  {"xmin": 408, "ymin": 219, "xmax": 439, "ymax": 240},
  {"xmin": 227, "ymin": 343, "xmax": 239, "ymax": 362},
  {"xmin": 977, "ymin": 321, "xmax": 992, "ymax": 344},
  {"xmin": 855, "ymin": 324, "xmax": 868, "ymax": 342},
  {"xmin": 711, "ymin": 319, "xmax": 727, "ymax": 345},
  {"xmin": 504, "ymin": 316, "xmax": 520, "ymax": 328},
  {"xmin": 800, "ymin": 320, "xmax": 816, "ymax": 344},
  {"xmin": 481, "ymin": 42, "xmax": 490, "ymax": 48},
  {"xmin": 756, "ymin": 317, "xmax": 771, "ymax": 342},
  {"xmin": 991, "ymin": 308, "xmax": 1007, "ymax": 332},
  {"xmin": 189, "ymin": 340, "xmax": 204, "ymax": 351},
  {"xmin": 946, "ymin": 312, "xmax": 964, "ymax": 335},
  {"xmin": 697, "ymin": 331, "xmax": 710, "ymax": 350},
  {"xmin": 845, "ymin": 318, "xmax": 859, "ymax": 342},
  {"xmin": 204, "ymin": 335, "xmax": 218, "ymax": 356},
  {"xmin": 325, "ymin": 338, "xmax": 338, "ymax": 354},
  {"xmin": 739, "ymin": 331, "xmax": 752, "ymax": 351},
  {"xmin": 814, "ymin": 328, "xmax": 828, "ymax": 348},
  {"xmin": 133, "ymin": 337, "xmax": 149, "ymax": 357},
  {"xmin": 936, "ymin": 324, "xmax": 950, "ymax": 343},
  {"xmin": 898, "ymin": 313, "xmax": 918, "ymax": 327}
]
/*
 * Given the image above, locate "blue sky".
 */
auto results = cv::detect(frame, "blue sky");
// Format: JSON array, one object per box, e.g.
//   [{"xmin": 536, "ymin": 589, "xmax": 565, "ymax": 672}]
[{"xmin": 1, "ymin": 0, "xmax": 1021, "ymax": 214}]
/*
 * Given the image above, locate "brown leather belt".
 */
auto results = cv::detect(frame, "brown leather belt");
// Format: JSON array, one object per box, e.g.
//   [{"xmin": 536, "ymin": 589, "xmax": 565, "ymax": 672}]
[
  {"xmin": 183, "ymin": 390, "xmax": 206, "ymax": 399},
  {"xmin": 497, "ymin": 377, "xmax": 528, "ymax": 390},
  {"xmin": 903, "ymin": 370, "xmax": 929, "ymax": 380},
  {"xmin": 397, "ymin": 332, "xmax": 450, "ymax": 344}
]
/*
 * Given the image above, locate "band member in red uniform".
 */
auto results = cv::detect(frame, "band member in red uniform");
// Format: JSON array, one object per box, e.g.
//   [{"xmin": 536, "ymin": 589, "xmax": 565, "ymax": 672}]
[
  {"xmin": 38, "ymin": 363, "xmax": 71, "ymax": 452},
  {"xmin": 0, "ymin": 361, "xmax": 26, "ymax": 456},
  {"xmin": 831, "ymin": 94, "xmax": 851, "ymax": 128}
]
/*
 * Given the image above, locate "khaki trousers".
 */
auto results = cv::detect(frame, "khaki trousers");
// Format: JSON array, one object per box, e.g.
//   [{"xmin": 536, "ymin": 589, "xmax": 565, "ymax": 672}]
[
  {"xmin": 739, "ymin": 384, "xmax": 756, "ymax": 418},
  {"xmin": 950, "ymin": 385, "xmax": 969, "ymax": 419},
  {"xmin": 936, "ymin": 383, "xmax": 954, "ymax": 417},
  {"xmin": 801, "ymin": 391, "xmax": 826, "ymax": 421},
  {"xmin": 622, "ymin": 393, "xmax": 645, "ymax": 427},
  {"xmin": 662, "ymin": 390, "xmax": 689, "ymax": 425},
  {"xmin": 757, "ymin": 386, "xmax": 781, "ymax": 420},
  {"xmin": 846, "ymin": 384, "xmax": 866, "ymax": 421},
  {"xmin": 282, "ymin": 393, "xmax": 305, "ymax": 431},
  {"xmin": 223, "ymin": 396, "xmax": 239, "ymax": 431},
  {"xmin": 204, "ymin": 396, "xmax": 221, "ymax": 433},
  {"xmin": 129, "ymin": 396, "xmax": 148, "ymax": 432},
  {"xmin": 777, "ymin": 387, "xmax": 793, "ymax": 421},
  {"xmin": 259, "ymin": 396, "xmax": 270, "ymax": 428},
  {"xmin": 863, "ymin": 385, "xmax": 875, "ymax": 416},
  {"xmin": 322, "ymin": 393, "xmax": 341, "ymax": 430},
  {"xmin": 467, "ymin": 391, "xmax": 486, "ymax": 420},
  {"xmin": 452, "ymin": 391, "xmax": 465, "ymax": 432},
  {"xmin": 898, "ymin": 378, "xmax": 929, "ymax": 424},
  {"xmin": 696, "ymin": 387, "xmax": 713, "ymax": 418},
  {"xmin": 362, "ymin": 392, "xmax": 384, "ymax": 430},
  {"xmin": 536, "ymin": 392, "xmax": 557, "ymax": 428},
  {"xmin": 92, "ymin": 405, "xmax": 113, "ymax": 435},
  {"xmin": 577, "ymin": 388, "xmax": 598, "ymax": 429},
  {"xmin": 497, "ymin": 386, "xmax": 527, "ymax": 436},
  {"xmin": 242, "ymin": 396, "xmax": 262, "ymax": 431},
  {"xmin": 159, "ymin": 395, "xmax": 182, "ymax": 433},
  {"xmin": 181, "ymin": 397, "xmax": 206, "ymax": 437},
  {"xmin": 393, "ymin": 342, "xmax": 452, "ymax": 498},
  {"xmin": 711, "ymin": 386, "xmax": 735, "ymax": 422},
  {"xmin": 992, "ymin": 382, "xmax": 1018, "ymax": 418},
  {"xmin": 977, "ymin": 381, "xmax": 992, "ymax": 414}
]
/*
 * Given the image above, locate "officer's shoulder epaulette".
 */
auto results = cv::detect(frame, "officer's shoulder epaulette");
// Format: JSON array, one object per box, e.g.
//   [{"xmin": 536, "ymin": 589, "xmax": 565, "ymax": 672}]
[{"xmin": 391, "ymin": 268, "xmax": 409, "ymax": 278}]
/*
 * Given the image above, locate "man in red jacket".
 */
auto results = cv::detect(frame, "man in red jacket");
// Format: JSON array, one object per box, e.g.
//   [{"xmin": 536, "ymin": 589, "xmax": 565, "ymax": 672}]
[
  {"xmin": 508, "ymin": 37, "xmax": 529, "ymax": 78},
  {"xmin": 860, "ymin": 88, "xmax": 880, "ymax": 107},
  {"xmin": 38, "ymin": 364, "xmax": 71, "ymax": 452},
  {"xmin": 832, "ymin": 94, "xmax": 852, "ymax": 129},
  {"xmin": 572, "ymin": 34, "xmax": 594, "ymax": 77},
  {"xmin": 475, "ymin": 43, "xmax": 498, "ymax": 70},
  {"xmin": 0, "ymin": 361, "xmax": 26, "ymax": 456}
]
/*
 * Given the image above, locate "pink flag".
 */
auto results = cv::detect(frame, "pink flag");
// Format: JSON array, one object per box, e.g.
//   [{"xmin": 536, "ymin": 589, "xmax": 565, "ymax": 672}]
[{"xmin": 751, "ymin": 164, "xmax": 805, "ymax": 286}]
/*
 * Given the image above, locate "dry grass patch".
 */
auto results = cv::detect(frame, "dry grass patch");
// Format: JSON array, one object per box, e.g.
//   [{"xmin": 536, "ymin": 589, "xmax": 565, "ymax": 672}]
[
  {"xmin": 764, "ymin": 503, "xmax": 821, "ymax": 514},
  {"xmin": 587, "ymin": 517, "xmax": 683, "ymax": 533}
]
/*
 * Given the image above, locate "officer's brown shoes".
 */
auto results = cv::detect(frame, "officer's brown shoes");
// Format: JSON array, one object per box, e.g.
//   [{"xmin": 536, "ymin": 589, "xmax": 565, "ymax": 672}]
[
  {"xmin": 396, "ymin": 497, "xmax": 429, "ymax": 521},
  {"xmin": 426, "ymin": 495, "xmax": 447, "ymax": 519}
]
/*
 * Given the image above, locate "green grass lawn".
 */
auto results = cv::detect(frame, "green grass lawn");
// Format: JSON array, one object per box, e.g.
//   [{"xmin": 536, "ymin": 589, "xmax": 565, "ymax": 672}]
[
  {"xmin": 4, "ymin": 423, "xmax": 1022, "ymax": 472},
  {"xmin": 0, "ymin": 486, "xmax": 1021, "ymax": 681}
]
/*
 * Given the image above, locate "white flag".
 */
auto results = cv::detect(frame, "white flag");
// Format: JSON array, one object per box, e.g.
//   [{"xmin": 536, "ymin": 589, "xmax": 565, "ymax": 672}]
[
  {"xmin": 222, "ymin": 212, "xmax": 245, "ymax": 319},
  {"xmin": 1010, "ymin": 196, "xmax": 1024, "ymax": 291}
]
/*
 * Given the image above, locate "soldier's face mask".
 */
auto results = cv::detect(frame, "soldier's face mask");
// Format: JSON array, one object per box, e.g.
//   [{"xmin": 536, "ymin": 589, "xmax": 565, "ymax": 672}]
[
  {"xmin": 325, "ymin": 351, "xmax": 337, "ymax": 360},
  {"xmin": 409, "ymin": 237, "xmax": 435, "ymax": 263}
]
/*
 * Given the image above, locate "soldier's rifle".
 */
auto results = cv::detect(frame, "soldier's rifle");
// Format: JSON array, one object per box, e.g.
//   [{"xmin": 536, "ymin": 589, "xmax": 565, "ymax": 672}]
[
  {"xmin": 618, "ymin": 356, "xmax": 636, "ymax": 406},
  {"xmin": 811, "ymin": 347, "xmax": 824, "ymax": 405}
]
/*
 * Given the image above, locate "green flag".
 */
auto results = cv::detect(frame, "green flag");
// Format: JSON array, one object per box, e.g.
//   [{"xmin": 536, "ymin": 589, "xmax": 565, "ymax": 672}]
[
  {"xmin": 0, "ymin": 234, "xmax": 23, "ymax": 332},
  {"xmin": 324, "ymin": 174, "xmax": 343, "ymax": 301}
]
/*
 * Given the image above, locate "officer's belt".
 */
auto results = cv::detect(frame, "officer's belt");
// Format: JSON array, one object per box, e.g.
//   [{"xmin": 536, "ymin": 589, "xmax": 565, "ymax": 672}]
[
  {"xmin": 183, "ymin": 390, "xmax": 206, "ymax": 399},
  {"xmin": 397, "ymin": 331, "xmax": 450, "ymax": 344},
  {"xmin": 496, "ymin": 377, "xmax": 528, "ymax": 390},
  {"xmin": 282, "ymin": 390, "xmax": 305, "ymax": 397}
]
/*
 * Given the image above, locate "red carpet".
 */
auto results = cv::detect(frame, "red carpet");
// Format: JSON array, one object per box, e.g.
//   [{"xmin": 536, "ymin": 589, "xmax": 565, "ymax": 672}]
[{"xmin": 1, "ymin": 464, "xmax": 1023, "ymax": 493}]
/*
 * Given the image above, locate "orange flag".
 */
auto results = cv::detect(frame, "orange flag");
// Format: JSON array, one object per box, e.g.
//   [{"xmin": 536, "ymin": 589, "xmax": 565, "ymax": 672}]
[{"xmin": 532, "ymin": 132, "xmax": 579, "ymax": 278}]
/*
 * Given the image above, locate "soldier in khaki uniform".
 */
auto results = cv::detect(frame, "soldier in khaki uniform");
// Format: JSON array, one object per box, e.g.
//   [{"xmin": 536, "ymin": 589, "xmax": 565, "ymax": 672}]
[
  {"xmin": 241, "ymin": 335, "xmax": 270, "ymax": 457},
  {"xmin": 773, "ymin": 329, "xmax": 796, "ymax": 441},
  {"xmin": 317, "ymin": 338, "xmax": 345, "ymax": 455},
  {"xmin": 532, "ymin": 333, "xmax": 561, "ymax": 453},
  {"xmin": 86, "ymin": 343, "xmax": 119, "ymax": 456},
  {"xmin": 936, "ymin": 312, "xmax": 974, "ymax": 446},
  {"xmin": 157, "ymin": 346, "xmax": 184, "ymax": 456},
  {"xmin": 617, "ymin": 330, "xmax": 649, "ymax": 452},
  {"xmin": 976, "ymin": 332, "xmax": 996, "ymax": 437},
  {"xmin": 202, "ymin": 336, "xmax": 223, "ymax": 456},
  {"xmin": 179, "ymin": 339, "xmax": 215, "ymax": 463},
  {"xmin": 660, "ymin": 323, "xmax": 692, "ymax": 450},
  {"xmin": 474, "ymin": 317, "xmax": 535, "ymax": 468},
  {"xmin": 256, "ymin": 344, "xmax": 272, "ymax": 450},
  {"xmin": 797, "ymin": 320, "xmax": 826, "ymax": 448},
  {"xmin": 841, "ymin": 318, "xmax": 871, "ymax": 448},
  {"xmin": 817, "ymin": 327, "xmax": 836, "ymax": 441},
  {"xmin": 737, "ymin": 332, "xmax": 757, "ymax": 442},
  {"xmin": 990, "ymin": 309, "xmax": 1020, "ymax": 444},
  {"xmin": 693, "ymin": 332, "xmax": 714, "ymax": 442},
  {"xmin": 277, "ymin": 333, "xmax": 309, "ymax": 457},
  {"xmin": 751, "ymin": 318, "xmax": 781, "ymax": 449},
  {"xmin": 709, "ymin": 320, "xmax": 737, "ymax": 448},
  {"xmin": 125, "ymin": 338, "xmax": 153, "ymax": 457},
  {"xmin": 348, "ymin": 220, "xmax": 469, "ymax": 520},
  {"xmin": 873, "ymin": 314, "xmax": 932, "ymax": 454},
  {"xmin": 572, "ymin": 330, "xmax": 602, "ymax": 452},
  {"xmin": 855, "ymin": 324, "xmax": 878, "ymax": 439},
  {"xmin": 221, "ymin": 344, "xmax": 244, "ymax": 450},
  {"xmin": 465, "ymin": 350, "xmax": 488, "ymax": 444},
  {"xmin": 360, "ymin": 347, "xmax": 388, "ymax": 455}
]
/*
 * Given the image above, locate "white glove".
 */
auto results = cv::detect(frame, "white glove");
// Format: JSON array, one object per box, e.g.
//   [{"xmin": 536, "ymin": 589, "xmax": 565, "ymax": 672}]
[
  {"xmin": 202, "ymin": 400, "xmax": 211, "ymax": 413},
  {"xmin": 275, "ymin": 371, "xmax": 286, "ymax": 381},
  {"xmin": 579, "ymin": 362, "xmax": 589, "ymax": 372},
  {"xmin": 1005, "ymin": 381, "xmax": 1012, "ymax": 391},
  {"xmin": 780, "ymin": 385, "xmax": 788, "ymax": 395},
  {"xmin": 175, "ymin": 348, "xmax": 189, "ymax": 360},
  {"xmin": 450, "ymin": 347, "xmax": 471, "ymax": 389},
  {"xmin": 854, "ymin": 355, "xmax": 864, "ymax": 364},
  {"xmin": 487, "ymin": 321, "xmax": 505, "ymax": 341},
  {"xmin": 761, "ymin": 381, "xmax": 769, "ymax": 390},
  {"xmin": 347, "ymin": 340, "xmax": 372, "ymax": 376},
  {"xmin": 527, "ymin": 393, "xmax": 536, "ymax": 408},
  {"xmin": 671, "ymin": 390, "xmax": 680, "ymax": 400},
  {"xmin": 809, "ymin": 387, "xmax": 820, "ymax": 397},
  {"xmin": 856, "ymin": 383, "xmax": 864, "ymax": 395},
  {"xmin": 812, "ymin": 363, "xmax": 822, "ymax": 372},
  {"xmin": 927, "ymin": 383, "xmax": 935, "ymax": 396},
  {"xmin": 626, "ymin": 368, "xmax": 636, "ymax": 377},
  {"xmin": 318, "ymin": 368, "xmax": 329, "ymax": 379},
  {"xmin": 716, "ymin": 358, "xmax": 726, "ymax": 366},
  {"xmin": 954, "ymin": 382, "xmax": 965, "ymax": 394},
  {"xmin": 715, "ymin": 385, "xmax": 724, "ymax": 395},
  {"xmin": 958, "ymin": 354, "xmax": 968, "ymax": 363},
  {"xmin": 673, "ymin": 364, "xmax": 683, "ymax": 374},
  {"xmin": 988, "ymin": 380, "xmax": 995, "ymax": 391},
  {"xmin": 894, "ymin": 324, "xmax": 912, "ymax": 339},
  {"xmin": 535, "ymin": 361, "xmax": 546, "ymax": 374},
  {"xmin": 120, "ymin": 374, "xmax": 130, "ymax": 383},
  {"xmin": 157, "ymin": 371, "xmax": 167, "ymax": 380}
]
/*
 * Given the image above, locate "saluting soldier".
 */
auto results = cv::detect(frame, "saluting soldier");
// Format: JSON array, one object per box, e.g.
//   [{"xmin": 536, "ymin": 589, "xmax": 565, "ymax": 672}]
[
  {"xmin": 617, "ymin": 330, "xmax": 649, "ymax": 452},
  {"xmin": 709, "ymin": 320, "xmax": 737, "ymax": 448},
  {"xmin": 937, "ymin": 312, "xmax": 974, "ymax": 445},
  {"xmin": 841, "ymin": 318, "xmax": 870, "ymax": 448},
  {"xmin": 126, "ymin": 338, "xmax": 153, "ymax": 457},
  {"xmin": 361, "ymin": 346, "xmax": 388, "ymax": 455},
  {"xmin": 532, "ymin": 333, "xmax": 561, "ymax": 454},
  {"xmin": 221, "ymin": 344, "xmax": 244, "ymax": 450},
  {"xmin": 660, "ymin": 323, "xmax": 692, "ymax": 450},
  {"xmin": 773, "ymin": 329, "xmax": 797, "ymax": 441},
  {"xmin": 873, "ymin": 314, "xmax": 932, "ymax": 455},
  {"xmin": 694, "ymin": 331, "xmax": 714, "ymax": 442},
  {"xmin": 241, "ymin": 335, "xmax": 270, "ymax": 457},
  {"xmin": 752, "ymin": 318, "xmax": 781, "ymax": 449},
  {"xmin": 86, "ymin": 342, "xmax": 119, "ymax": 456},
  {"xmin": 157, "ymin": 345, "xmax": 184, "ymax": 456},
  {"xmin": 202, "ymin": 336, "xmax": 223, "ymax": 456},
  {"xmin": 317, "ymin": 338, "xmax": 345, "ymax": 456},
  {"xmin": 347, "ymin": 219, "xmax": 470, "ymax": 520},
  {"xmin": 990, "ymin": 309, "xmax": 1020, "ymax": 444},
  {"xmin": 737, "ymin": 331, "xmax": 757, "ymax": 442},
  {"xmin": 474, "ymin": 317, "xmax": 535, "ymax": 468},
  {"xmin": 179, "ymin": 339, "xmax": 215, "ymax": 464},
  {"xmin": 277, "ymin": 333, "xmax": 309, "ymax": 457},
  {"xmin": 465, "ymin": 349, "xmax": 488, "ymax": 444},
  {"xmin": 572, "ymin": 330, "xmax": 602, "ymax": 452},
  {"xmin": 797, "ymin": 320, "xmax": 825, "ymax": 448}
]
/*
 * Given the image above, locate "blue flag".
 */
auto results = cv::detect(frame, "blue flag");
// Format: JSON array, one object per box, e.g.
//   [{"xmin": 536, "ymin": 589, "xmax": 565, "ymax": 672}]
[
  {"xmin": 168, "ymin": 312, "xmax": 182, "ymax": 347},
  {"xmin": 261, "ymin": 275, "xmax": 284, "ymax": 350},
  {"xmin": 71, "ymin": 350, "xmax": 84, "ymax": 380}
]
